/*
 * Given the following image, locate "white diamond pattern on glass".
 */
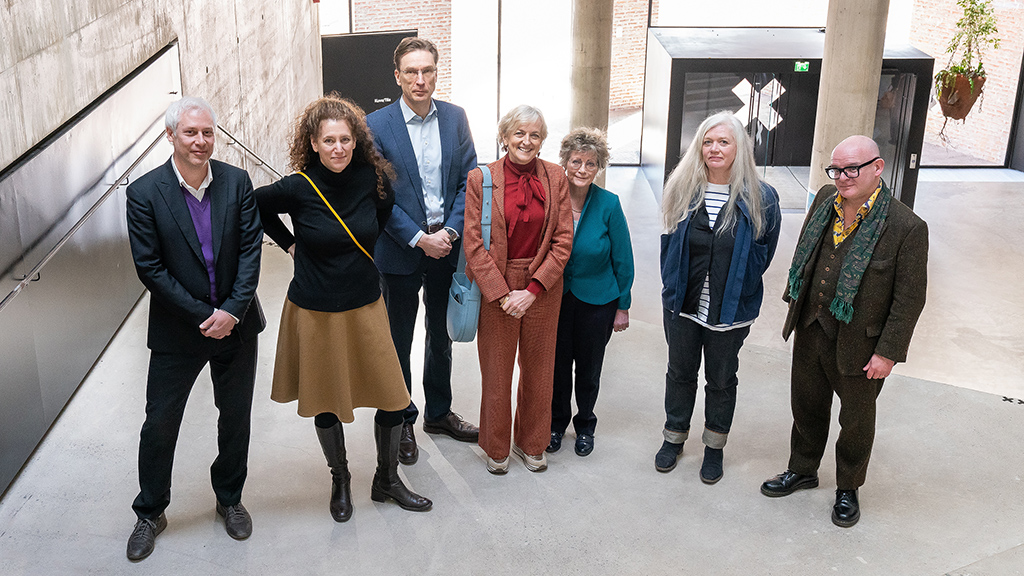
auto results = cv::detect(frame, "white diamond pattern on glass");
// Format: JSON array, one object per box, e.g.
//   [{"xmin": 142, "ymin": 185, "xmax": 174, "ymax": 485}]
[{"xmin": 732, "ymin": 78, "xmax": 786, "ymax": 131}]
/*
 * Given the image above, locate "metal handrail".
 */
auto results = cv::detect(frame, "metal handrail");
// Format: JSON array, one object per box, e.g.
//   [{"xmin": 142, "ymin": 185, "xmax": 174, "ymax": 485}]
[
  {"xmin": 0, "ymin": 124, "xmax": 283, "ymax": 314},
  {"xmin": 218, "ymin": 124, "xmax": 284, "ymax": 179},
  {"xmin": 0, "ymin": 131, "xmax": 166, "ymax": 314}
]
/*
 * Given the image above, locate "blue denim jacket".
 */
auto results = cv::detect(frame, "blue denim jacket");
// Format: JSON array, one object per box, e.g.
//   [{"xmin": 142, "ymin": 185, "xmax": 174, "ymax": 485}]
[{"xmin": 660, "ymin": 182, "xmax": 781, "ymax": 325}]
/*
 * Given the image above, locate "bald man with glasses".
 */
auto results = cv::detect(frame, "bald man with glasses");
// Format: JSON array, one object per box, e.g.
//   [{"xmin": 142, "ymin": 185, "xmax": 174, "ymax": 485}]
[{"xmin": 761, "ymin": 135, "xmax": 928, "ymax": 528}]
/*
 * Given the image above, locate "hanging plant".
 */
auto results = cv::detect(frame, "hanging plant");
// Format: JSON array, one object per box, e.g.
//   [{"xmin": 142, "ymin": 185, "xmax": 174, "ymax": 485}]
[{"xmin": 933, "ymin": 0, "xmax": 1000, "ymax": 138}]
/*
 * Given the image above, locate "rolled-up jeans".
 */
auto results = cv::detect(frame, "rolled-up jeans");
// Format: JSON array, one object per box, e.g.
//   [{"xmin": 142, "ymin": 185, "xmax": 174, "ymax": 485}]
[{"xmin": 662, "ymin": 308, "xmax": 750, "ymax": 449}]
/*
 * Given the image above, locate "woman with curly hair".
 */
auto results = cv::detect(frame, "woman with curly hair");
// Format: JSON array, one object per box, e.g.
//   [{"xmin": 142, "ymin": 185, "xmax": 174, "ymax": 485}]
[
  {"xmin": 256, "ymin": 94, "xmax": 431, "ymax": 522},
  {"xmin": 546, "ymin": 127, "xmax": 633, "ymax": 458}
]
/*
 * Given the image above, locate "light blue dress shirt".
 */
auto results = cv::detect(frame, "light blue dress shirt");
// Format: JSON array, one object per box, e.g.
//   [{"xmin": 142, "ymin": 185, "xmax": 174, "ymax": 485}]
[{"xmin": 400, "ymin": 98, "xmax": 443, "ymax": 247}]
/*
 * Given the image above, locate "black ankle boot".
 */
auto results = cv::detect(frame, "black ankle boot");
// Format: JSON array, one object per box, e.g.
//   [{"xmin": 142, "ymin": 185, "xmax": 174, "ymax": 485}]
[
  {"xmin": 699, "ymin": 446, "xmax": 724, "ymax": 484},
  {"xmin": 315, "ymin": 422, "xmax": 353, "ymax": 522},
  {"xmin": 370, "ymin": 422, "xmax": 432, "ymax": 512}
]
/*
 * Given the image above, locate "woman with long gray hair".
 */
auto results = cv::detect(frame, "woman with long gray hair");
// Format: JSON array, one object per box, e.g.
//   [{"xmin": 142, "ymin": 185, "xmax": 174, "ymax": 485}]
[{"xmin": 656, "ymin": 111, "xmax": 781, "ymax": 483}]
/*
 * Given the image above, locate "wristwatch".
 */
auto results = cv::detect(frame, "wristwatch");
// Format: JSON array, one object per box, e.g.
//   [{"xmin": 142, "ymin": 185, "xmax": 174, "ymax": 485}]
[{"xmin": 444, "ymin": 226, "xmax": 459, "ymax": 243}]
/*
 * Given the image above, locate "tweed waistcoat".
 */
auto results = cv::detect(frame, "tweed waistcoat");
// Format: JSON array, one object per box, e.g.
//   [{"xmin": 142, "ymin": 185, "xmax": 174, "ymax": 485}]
[{"xmin": 799, "ymin": 225, "xmax": 860, "ymax": 339}]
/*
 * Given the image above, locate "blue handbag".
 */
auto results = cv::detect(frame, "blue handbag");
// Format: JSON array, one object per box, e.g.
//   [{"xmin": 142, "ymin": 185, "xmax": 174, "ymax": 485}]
[{"xmin": 447, "ymin": 166, "xmax": 492, "ymax": 342}]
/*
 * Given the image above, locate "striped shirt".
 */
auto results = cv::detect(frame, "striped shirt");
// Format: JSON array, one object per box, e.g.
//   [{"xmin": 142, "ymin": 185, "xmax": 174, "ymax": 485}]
[
  {"xmin": 678, "ymin": 184, "xmax": 753, "ymax": 331},
  {"xmin": 696, "ymin": 185, "xmax": 729, "ymax": 322}
]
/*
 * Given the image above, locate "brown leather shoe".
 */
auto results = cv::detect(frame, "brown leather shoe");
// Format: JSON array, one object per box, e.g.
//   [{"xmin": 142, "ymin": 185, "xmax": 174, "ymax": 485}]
[
  {"xmin": 399, "ymin": 422, "xmax": 418, "ymax": 465},
  {"xmin": 423, "ymin": 411, "xmax": 479, "ymax": 442}
]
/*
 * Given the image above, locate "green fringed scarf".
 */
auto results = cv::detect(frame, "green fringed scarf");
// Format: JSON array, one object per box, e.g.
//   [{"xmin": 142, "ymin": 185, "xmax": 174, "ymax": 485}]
[{"xmin": 787, "ymin": 181, "xmax": 892, "ymax": 323}]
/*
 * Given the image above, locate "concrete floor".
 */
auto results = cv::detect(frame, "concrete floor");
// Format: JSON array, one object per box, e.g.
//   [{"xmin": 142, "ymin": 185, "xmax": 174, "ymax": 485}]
[{"xmin": 1, "ymin": 167, "xmax": 1023, "ymax": 575}]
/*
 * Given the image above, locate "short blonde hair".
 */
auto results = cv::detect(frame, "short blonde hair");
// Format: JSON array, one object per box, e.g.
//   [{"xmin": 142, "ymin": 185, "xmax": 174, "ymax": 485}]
[{"xmin": 497, "ymin": 105, "xmax": 547, "ymax": 151}]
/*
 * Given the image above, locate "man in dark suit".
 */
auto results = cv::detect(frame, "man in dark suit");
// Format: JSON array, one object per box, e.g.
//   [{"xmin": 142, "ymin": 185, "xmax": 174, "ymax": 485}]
[
  {"xmin": 124, "ymin": 97, "xmax": 264, "ymax": 561},
  {"xmin": 761, "ymin": 135, "xmax": 928, "ymax": 528},
  {"xmin": 367, "ymin": 37, "xmax": 478, "ymax": 465}
]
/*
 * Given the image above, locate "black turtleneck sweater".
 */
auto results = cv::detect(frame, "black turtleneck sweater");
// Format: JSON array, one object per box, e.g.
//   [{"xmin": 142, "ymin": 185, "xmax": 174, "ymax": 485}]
[{"xmin": 256, "ymin": 157, "xmax": 394, "ymax": 312}]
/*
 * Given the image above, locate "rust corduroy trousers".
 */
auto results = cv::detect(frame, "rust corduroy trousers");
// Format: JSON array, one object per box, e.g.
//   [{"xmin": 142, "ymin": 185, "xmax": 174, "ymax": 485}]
[{"xmin": 477, "ymin": 258, "xmax": 563, "ymax": 460}]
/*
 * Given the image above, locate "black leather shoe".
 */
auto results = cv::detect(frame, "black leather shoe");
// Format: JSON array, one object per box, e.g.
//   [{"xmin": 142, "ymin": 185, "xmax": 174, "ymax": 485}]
[
  {"xmin": 832, "ymin": 489, "xmax": 860, "ymax": 527},
  {"xmin": 216, "ymin": 501, "xmax": 252, "ymax": 540},
  {"xmin": 546, "ymin": 432, "xmax": 563, "ymax": 453},
  {"xmin": 654, "ymin": 440, "xmax": 684, "ymax": 472},
  {"xmin": 760, "ymin": 470, "xmax": 819, "ymax": 497},
  {"xmin": 399, "ymin": 422, "xmax": 419, "ymax": 465},
  {"xmin": 126, "ymin": 513, "xmax": 166, "ymax": 561},
  {"xmin": 423, "ymin": 412, "xmax": 479, "ymax": 442},
  {"xmin": 574, "ymin": 434, "xmax": 594, "ymax": 457}
]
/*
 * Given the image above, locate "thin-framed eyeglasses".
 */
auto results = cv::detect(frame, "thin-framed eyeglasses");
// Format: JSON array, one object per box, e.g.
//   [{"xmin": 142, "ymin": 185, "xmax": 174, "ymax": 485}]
[
  {"xmin": 825, "ymin": 157, "xmax": 881, "ymax": 179},
  {"xmin": 568, "ymin": 158, "xmax": 599, "ymax": 172},
  {"xmin": 400, "ymin": 67, "xmax": 437, "ymax": 80}
]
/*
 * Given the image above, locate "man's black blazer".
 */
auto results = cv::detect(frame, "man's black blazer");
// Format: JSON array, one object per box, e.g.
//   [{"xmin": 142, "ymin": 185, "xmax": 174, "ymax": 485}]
[{"xmin": 126, "ymin": 158, "xmax": 265, "ymax": 354}]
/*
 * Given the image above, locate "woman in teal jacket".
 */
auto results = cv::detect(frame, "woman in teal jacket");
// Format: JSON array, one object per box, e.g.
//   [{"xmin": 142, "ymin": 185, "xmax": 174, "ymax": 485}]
[{"xmin": 547, "ymin": 128, "xmax": 634, "ymax": 457}]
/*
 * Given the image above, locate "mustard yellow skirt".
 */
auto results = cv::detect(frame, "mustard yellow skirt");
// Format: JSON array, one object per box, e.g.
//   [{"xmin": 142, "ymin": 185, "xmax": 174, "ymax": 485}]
[{"xmin": 270, "ymin": 296, "xmax": 410, "ymax": 422}]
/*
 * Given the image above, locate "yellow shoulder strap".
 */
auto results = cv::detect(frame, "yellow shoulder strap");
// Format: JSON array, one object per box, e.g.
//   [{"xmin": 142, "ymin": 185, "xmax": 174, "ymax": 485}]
[{"xmin": 296, "ymin": 171, "xmax": 374, "ymax": 261}]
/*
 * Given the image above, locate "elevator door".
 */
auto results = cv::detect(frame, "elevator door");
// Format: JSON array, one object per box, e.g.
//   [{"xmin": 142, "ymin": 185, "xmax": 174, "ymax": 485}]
[{"xmin": 875, "ymin": 71, "xmax": 916, "ymax": 198}]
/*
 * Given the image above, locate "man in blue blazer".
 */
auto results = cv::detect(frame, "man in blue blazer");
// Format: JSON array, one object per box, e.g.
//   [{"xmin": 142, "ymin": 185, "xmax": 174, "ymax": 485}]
[
  {"xmin": 125, "ymin": 97, "xmax": 264, "ymax": 561},
  {"xmin": 367, "ymin": 37, "xmax": 478, "ymax": 465}
]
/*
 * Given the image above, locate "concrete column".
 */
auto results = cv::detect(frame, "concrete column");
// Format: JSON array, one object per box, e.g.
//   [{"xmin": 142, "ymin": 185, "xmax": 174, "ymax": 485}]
[
  {"xmin": 808, "ymin": 0, "xmax": 890, "ymax": 198},
  {"xmin": 571, "ymin": 0, "xmax": 613, "ymax": 185}
]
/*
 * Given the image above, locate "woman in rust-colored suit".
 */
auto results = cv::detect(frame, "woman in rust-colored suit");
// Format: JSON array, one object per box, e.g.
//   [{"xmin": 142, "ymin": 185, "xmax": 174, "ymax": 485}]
[{"xmin": 463, "ymin": 105, "xmax": 573, "ymax": 474}]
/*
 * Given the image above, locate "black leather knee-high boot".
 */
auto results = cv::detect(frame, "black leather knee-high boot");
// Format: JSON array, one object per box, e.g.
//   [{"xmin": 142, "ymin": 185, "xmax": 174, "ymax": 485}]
[
  {"xmin": 315, "ymin": 421, "xmax": 353, "ymax": 522},
  {"xmin": 370, "ymin": 422, "xmax": 432, "ymax": 511}
]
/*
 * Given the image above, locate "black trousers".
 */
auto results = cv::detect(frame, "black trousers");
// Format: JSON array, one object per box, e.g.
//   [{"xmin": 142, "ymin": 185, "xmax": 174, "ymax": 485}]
[
  {"xmin": 662, "ymin": 309, "xmax": 749, "ymax": 447},
  {"xmin": 382, "ymin": 256, "xmax": 456, "ymax": 424},
  {"xmin": 132, "ymin": 333, "xmax": 257, "ymax": 519},
  {"xmin": 788, "ymin": 321, "xmax": 884, "ymax": 489},
  {"xmin": 551, "ymin": 292, "xmax": 617, "ymax": 436}
]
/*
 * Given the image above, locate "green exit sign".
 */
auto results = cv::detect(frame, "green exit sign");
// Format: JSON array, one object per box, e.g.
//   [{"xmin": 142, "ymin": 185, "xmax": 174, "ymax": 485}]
[{"xmin": 794, "ymin": 61, "xmax": 810, "ymax": 72}]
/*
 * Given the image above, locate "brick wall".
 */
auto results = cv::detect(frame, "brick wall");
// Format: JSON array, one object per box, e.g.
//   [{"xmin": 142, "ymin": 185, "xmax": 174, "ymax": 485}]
[
  {"xmin": 611, "ymin": 0, "xmax": 651, "ymax": 111},
  {"xmin": 352, "ymin": 0, "xmax": 454, "ymax": 100},
  {"xmin": 351, "ymin": 0, "xmax": 650, "ymax": 113},
  {"xmin": 909, "ymin": 0, "xmax": 1024, "ymax": 164}
]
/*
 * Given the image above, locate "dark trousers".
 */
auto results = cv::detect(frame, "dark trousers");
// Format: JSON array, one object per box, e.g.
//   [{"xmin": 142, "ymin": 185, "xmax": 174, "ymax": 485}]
[
  {"xmin": 788, "ymin": 321, "xmax": 884, "ymax": 489},
  {"xmin": 551, "ymin": 292, "xmax": 616, "ymax": 436},
  {"xmin": 662, "ymin": 309, "xmax": 749, "ymax": 447},
  {"xmin": 132, "ymin": 333, "xmax": 257, "ymax": 519},
  {"xmin": 382, "ymin": 256, "xmax": 456, "ymax": 424}
]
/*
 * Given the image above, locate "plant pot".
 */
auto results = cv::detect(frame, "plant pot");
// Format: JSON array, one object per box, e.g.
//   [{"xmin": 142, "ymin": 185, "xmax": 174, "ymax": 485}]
[{"xmin": 937, "ymin": 74, "xmax": 986, "ymax": 120}]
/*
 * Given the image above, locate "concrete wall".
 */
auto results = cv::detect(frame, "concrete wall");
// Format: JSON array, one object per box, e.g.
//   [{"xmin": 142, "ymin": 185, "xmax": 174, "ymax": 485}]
[{"xmin": 0, "ymin": 0, "xmax": 322, "ymax": 186}]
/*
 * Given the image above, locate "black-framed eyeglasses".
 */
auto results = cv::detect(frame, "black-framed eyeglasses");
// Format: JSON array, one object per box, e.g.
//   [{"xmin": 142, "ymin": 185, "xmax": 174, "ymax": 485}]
[{"xmin": 825, "ymin": 157, "xmax": 881, "ymax": 179}]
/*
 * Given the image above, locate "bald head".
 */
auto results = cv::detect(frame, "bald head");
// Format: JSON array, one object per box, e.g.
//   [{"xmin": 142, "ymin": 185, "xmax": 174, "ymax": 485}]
[{"xmin": 832, "ymin": 135, "xmax": 880, "ymax": 161}]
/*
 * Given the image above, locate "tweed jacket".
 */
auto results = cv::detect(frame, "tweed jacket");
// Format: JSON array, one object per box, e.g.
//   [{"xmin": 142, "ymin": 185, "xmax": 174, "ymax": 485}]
[
  {"xmin": 782, "ymin": 184, "xmax": 928, "ymax": 376},
  {"xmin": 463, "ymin": 157, "xmax": 573, "ymax": 302}
]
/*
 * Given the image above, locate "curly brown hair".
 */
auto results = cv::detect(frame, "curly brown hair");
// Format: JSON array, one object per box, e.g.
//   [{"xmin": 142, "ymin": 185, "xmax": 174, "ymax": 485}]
[
  {"xmin": 287, "ymin": 93, "xmax": 395, "ymax": 198},
  {"xmin": 559, "ymin": 127, "xmax": 610, "ymax": 170}
]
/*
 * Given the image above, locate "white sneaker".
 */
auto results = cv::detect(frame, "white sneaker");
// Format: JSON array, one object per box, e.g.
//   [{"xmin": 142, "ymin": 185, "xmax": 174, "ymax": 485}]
[
  {"xmin": 512, "ymin": 444, "xmax": 547, "ymax": 472},
  {"xmin": 486, "ymin": 456, "xmax": 509, "ymax": 475}
]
